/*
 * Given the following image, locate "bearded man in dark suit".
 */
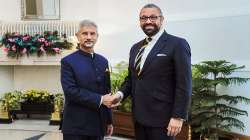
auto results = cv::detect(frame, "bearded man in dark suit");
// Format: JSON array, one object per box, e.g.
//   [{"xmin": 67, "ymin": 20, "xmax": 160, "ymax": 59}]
[{"xmin": 113, "ymin": 3, "xmax": 192, "ymax": 140}]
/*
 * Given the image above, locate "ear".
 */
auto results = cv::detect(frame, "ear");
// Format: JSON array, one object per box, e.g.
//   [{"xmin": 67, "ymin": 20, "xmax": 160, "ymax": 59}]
[
  {"xmin": 160, "ymin": 16, "xmax": 164, "ymax": 23},
  {"xmin": 75, "ymin": 32, "xmax": 80, "ymax": 40},
  {"xmin": 75, "ymin": 32, "xmax": 79, "ymax": 37}
]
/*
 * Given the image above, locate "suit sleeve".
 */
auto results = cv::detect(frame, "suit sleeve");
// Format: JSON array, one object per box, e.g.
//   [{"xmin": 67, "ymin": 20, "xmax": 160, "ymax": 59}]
[
  {"xmin": 119, "ymin": 48, "xmax": 134, "ymax": 99},
  {"xmin": 104, "ymin": 62, "xmax": 113, "ymax": 124},
  {"xmin": 172, "ymin": 39, "xmax": 192, "ymax": 120},
  {"xmin": 107, "ymin": 108, "xmax": 113, "ymax": 124},
  {"xmin": 61, "ymin": 59, "xmax": 102, "ymax": 110}
]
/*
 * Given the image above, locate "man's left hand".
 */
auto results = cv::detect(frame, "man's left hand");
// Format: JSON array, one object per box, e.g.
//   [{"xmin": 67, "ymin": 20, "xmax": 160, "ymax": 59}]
[
  {"xmin": 106, "ymin": 124, "xmax": 113, "ymax": 137},
  {"xmin": 166, "ymin": 118, "xmax": 184, "ymax": 136}
]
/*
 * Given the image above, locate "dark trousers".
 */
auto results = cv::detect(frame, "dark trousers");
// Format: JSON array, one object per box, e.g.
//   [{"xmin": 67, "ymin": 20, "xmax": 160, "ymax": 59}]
[
  {"xmin": 63, "ymin": 134, "xmax": 103, "ymax": 140},
  {"xmin": 135, "ymin": 121, "xmax": 175, "ymax": 140}
]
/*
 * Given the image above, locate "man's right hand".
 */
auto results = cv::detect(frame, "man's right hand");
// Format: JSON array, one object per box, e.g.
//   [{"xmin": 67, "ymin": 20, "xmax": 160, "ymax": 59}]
[{"xmin": 102, "ymin": 94, "xmax": 121, "ymax": 108}]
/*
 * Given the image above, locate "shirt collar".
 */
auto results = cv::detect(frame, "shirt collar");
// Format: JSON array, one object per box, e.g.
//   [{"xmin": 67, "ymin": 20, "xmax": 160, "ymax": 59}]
[
  {"xmin": 146, "ymin": 27, "xmax": 164, "ymax": 42},
  {"xmin": 78, "ymin": 49, "xmax": 95, "ymax": 58}
]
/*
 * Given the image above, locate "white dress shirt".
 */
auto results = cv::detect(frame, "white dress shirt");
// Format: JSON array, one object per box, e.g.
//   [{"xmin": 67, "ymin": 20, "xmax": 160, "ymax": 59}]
[{"xmin": 139, "ymin": 28, "xmax": 165, "ymax": 70}]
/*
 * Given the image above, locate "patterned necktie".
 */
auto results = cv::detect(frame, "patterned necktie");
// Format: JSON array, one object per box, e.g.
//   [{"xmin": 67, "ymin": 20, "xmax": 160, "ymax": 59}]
[{"xmin": 134, "ymin": 37, "xmax": 152, "ymax": 75}]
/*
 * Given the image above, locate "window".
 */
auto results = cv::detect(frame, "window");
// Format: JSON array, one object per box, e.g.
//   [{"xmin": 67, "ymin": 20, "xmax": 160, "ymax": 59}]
[{"xmin": 21, "ymin": 0, "xmax": 60, "ymax": 20}]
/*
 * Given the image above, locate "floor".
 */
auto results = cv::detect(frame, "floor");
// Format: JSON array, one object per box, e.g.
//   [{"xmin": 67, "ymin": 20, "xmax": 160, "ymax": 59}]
[{"xmin": 0, "ymin": 119, "xmax": 133, "ymax": 140}]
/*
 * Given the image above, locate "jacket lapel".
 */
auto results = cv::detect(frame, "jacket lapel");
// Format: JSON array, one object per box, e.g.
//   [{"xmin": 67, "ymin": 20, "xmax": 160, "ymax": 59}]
[{"xmin": 139, "ymin": 32, "xmax": 168, "ymax": 76}]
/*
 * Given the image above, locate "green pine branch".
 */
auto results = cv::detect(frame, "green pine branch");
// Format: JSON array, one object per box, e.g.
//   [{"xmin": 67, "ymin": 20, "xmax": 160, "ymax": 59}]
[
  {"xmin": 217, "ymin": 95, "xmax": 250, "ymax": 105},
  {"xmin": 191, "ymin": 60, "xmax": 250, "ymax": 138},
  {"xmin": 216, "ymin": 77, "xmax": 250, "ymax": 86}
]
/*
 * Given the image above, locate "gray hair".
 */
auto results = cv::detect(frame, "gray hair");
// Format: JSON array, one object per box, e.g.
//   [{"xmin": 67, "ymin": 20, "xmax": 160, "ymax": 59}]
[
  {"xmin": 141, "ymin": 3, "xmax": 163, "ymax": 16},
  {"xmin": 78, "ymin": 19, "xmax": 98, "ymax": 33}
]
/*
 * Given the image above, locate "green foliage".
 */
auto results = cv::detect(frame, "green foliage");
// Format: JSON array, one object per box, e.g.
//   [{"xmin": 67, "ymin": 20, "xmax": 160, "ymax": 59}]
[
  {"xmin": 111, "ymin": 70, "xmax": 128, "ymax": 93},
  {"xmin": 111, "ymin": 61, "xmax": 128, "ymax": 93},
  {"xmin": 0, "ymin": 90, "xmax": 64, "ymax": 112},
  {"xmin": 111, "ymin": 61, "xmax": 131, "ymax": 112},
  {"xmin": 191, "ymin": 60, "xmax": 250, "ymax": 140},
  {"xmin": 54, "ymin": 93, "xmax": 64, "ymax": 111},
  {"xmin": 21, "ymin": 89, "xmax": 54, "ymax": 104},
  {"xmin": 0, "ymin": 91, "xmax": 22, "ymax": 111},
  {"xmin": 117, "ymin": 96, "xmax": 132, "ymax": 113}
]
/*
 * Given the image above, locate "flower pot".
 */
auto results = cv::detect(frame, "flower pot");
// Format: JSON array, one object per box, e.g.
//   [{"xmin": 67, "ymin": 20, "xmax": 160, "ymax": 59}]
[
  {"xmin": 112, "ymin": 110, "xmax": 135, "ymax": 137},
  {"xmin": 0, "ymin": 110, "xmax": 12, "ymax": 124},
  {"xmin": 21, "ymin": 102, "xmax": 54, "ymax": 114}
]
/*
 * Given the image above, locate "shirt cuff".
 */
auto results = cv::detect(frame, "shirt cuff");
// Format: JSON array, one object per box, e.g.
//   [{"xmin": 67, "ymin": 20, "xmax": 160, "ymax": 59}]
[
  {"xmin": 173, "ymin": 117, "xmax": 186, "ymax": 122},
  {"xmin": 117, "ymin": 91, "xmax": 124, "ymax": 100},
  {"xmin": 99, "ymin": 96, "xmax": 103, "ymax": 107}
]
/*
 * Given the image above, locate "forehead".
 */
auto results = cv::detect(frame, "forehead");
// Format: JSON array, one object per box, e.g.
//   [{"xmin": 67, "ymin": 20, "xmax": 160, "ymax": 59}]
[
  {"xmin": 79, "ymin": 25, "xmax": 97, "ymax": 32},
  {"xmin": 140, "ymin": 8, "xmax": 161, "ymax": 16}
]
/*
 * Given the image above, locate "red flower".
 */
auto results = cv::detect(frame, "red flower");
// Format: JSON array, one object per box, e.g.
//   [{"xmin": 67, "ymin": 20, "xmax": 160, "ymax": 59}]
[
  {"xmin": 40, "ymin": 46, "xmax": 46, "ymax": 52},
  {"xmin": 53, "ymin": 48, "xmax": 60, "ymax": 53},
  {"xmin": 45, "ymin": 41, "xmax": 49, "ymax": 46},
  {"xmin": 3, "ymin": 47, "xmax": 9, "ymax": 52},
  {"xmin": 38, "ymin": 38, "xmax": 45, "ymax": 42},
  {"xmin": 22, "ymin": 36, "xmax": 30, "ymax": 41},
  {"xmin": 22, "ymin": 48, "xmax": 27, "ymax": 54},
  {"xmin": 8, "ymin": 38, "xmax": 15, "ymax": 42},
  {"xmin": 12, "ymin": 45, "xmax": 17, "ymax": 51}
]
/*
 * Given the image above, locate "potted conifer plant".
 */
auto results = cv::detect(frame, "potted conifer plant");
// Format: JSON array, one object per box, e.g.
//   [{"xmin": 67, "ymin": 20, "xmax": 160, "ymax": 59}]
[{"xmin": 191, "ymin": 60, "xmax": 250, "ymax": 140}]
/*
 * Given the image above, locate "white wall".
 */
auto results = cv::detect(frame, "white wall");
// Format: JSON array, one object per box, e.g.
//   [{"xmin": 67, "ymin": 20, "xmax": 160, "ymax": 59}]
[
  {"xmin": 0, "ymin": 0, "xmax": 21, "ymax": 21},
  {"xmin": 166, "ymin": 15, "xmax": 250, "ymax": 70},
  {"xmin": 0, "ymin": 66, "xmax": 14, "ymax": 94},
  {"xmin": 0, "ymin": 66, "xmax": 62, "ymax": 95},
  {"xmin": 13, "ymin": 66, "xmax": 62, "ymax": 93},
  {"xmin": 0, "ymin": 0, "xmax": 250, "ymax": 136}
]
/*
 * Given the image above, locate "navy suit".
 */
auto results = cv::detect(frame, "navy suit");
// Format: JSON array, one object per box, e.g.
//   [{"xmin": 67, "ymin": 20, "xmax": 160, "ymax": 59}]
[
  {"xmin": 60, "ymin": 50, "xmax": 112, "ymax": 138},
  {"xmin": 120, "ymin": 31, "xmax": 192, "ymax": 139}
]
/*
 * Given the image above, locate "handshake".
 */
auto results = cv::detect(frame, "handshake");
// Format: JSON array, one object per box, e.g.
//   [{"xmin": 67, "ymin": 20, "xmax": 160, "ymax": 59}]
[{"xmin": 102, "ymin": 93, "xmax": 122, "ymax": 108}]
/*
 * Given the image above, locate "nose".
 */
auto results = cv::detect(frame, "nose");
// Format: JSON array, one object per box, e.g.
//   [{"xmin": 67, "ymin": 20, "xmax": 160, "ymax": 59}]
[
  {"xmin": 86, "ymin": 33, "xmax": 92, "ymax": 39},
  {"xmin": 145, "ymin": 18, "xmax": 152, "ymax": 24}
]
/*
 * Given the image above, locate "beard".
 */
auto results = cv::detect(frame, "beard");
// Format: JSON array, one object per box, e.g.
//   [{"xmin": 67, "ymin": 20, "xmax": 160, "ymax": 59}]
[
  {"xmin": 81, "ymin": 41, "xmax": 95, "ymax": 48},
  {"xmin": 141, "ymin": 23, "xmax": 160, "ymax": 37}
]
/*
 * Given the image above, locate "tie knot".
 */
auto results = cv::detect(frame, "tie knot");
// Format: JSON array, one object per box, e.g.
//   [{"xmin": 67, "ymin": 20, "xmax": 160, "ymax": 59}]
[
  {"xmin": 146, "ymin": 37, "xmax": 152, "ymax": 43},
  {"xmin": 142, "ymin": 37, "xmax": 152, "ymax": 46}
]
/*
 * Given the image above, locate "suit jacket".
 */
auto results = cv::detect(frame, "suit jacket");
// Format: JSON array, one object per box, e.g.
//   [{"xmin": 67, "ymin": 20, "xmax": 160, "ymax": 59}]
[
  {"xmin": 60, "ymin": 50, "xmax": 112, "ymax": 136},
  {"xmin": 120, "ymin": 31, "xmax": 192, "ymax": 127}
]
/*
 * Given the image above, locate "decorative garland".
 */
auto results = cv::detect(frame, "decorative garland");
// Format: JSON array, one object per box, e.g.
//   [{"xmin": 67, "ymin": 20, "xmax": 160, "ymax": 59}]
[{"xmin": 0, "ymin": 31, "xmax": 73, "ymax": 58}]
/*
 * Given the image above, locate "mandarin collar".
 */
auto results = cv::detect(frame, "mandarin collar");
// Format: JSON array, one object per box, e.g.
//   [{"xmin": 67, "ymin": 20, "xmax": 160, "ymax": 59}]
[{"xmin": 78, "ymin": 49, "xmax": 95, "ymax": 58}]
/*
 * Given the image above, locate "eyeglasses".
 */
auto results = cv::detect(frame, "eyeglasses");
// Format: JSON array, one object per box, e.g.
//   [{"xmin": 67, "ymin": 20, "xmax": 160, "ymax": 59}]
[{"xmin": 139, "ymin": 15, "xmax": 162, "ymax": 22}]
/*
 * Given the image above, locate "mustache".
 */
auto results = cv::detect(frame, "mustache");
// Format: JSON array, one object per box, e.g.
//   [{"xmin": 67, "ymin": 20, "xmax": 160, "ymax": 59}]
[
  {"xmin": 142, "ymin": 23, "xmax": 159, "ymax": 37},
  {"xmin": 84, "ymin": 40, "xmax": 94, "ymax": 43},
  {"xmin": 143, "ymin": 23, "xmax": 157, "ymax": 28}
]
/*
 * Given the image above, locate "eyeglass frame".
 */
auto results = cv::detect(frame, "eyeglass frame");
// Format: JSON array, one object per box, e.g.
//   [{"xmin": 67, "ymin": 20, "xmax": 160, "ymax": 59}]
[{"xmin": 139, "ymin": 15, "xmax": 162, "ymax": 22}]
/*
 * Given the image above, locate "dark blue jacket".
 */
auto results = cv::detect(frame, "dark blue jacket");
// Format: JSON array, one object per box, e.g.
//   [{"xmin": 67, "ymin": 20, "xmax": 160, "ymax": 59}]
[
  {"xmin": 61, "ymin": 50, "xmax": 112, "ymax": 136},
  {"xmin": 120, "ymin": 31, "xmax": 192, "ymax": 127}
]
